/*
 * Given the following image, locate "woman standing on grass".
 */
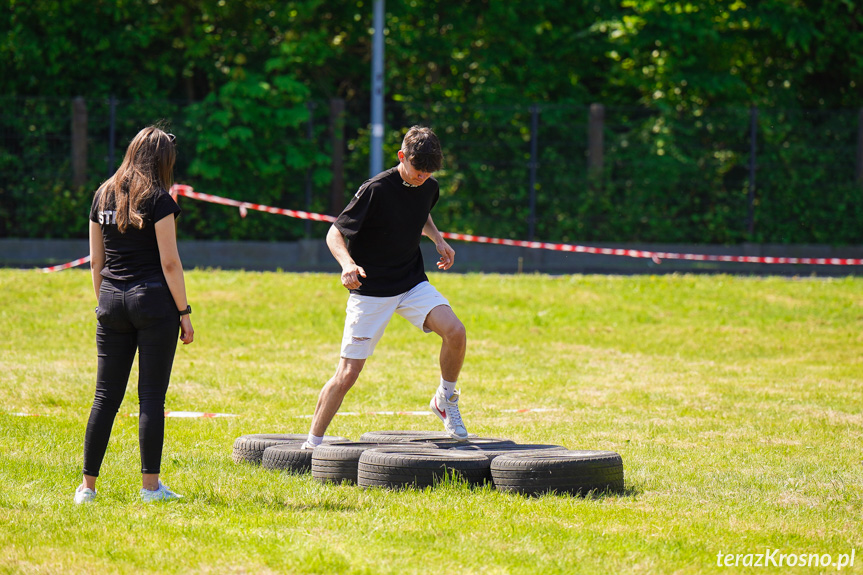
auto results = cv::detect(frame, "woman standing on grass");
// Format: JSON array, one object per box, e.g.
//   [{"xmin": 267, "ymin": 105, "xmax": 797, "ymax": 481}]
[{"xmin": 75, "ymin": 126, "xmax": 194, "ymax": 504}]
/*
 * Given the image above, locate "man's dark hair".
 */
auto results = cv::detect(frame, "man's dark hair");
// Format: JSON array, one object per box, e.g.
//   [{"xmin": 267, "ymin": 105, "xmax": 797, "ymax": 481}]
[{"xmin": 401, "ymin": 125, "xmax": 443, "ymax": 173}]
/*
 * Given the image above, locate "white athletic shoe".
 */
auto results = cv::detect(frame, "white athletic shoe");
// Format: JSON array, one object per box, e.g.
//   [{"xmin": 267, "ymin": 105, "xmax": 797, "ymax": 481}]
[
  {"xmin": 74, "ymin": 485, "xmax": 96, "ymax": 504},
  {"xmin": 300, "ymin": 442, "xmax": 316, "ymax": 450},
  {"xmin": 140, "ymin": 480, "xmax": 182, "ymax": 503},
  {"xmin": 430, "ymin": 389, "xmax": 469, "ymax": 440}
]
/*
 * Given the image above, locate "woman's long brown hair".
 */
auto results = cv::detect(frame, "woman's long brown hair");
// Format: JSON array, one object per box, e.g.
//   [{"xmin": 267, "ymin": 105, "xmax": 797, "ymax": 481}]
[{"xmin": 96, "ymin": 126, "xmax": 176, "ymax": 233}]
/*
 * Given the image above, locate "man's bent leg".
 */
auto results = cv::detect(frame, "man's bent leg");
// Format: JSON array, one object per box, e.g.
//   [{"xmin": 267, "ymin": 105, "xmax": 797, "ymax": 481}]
[
  {"xmin": 424, "ymin": 305, "xmax": 469, "ymax": 439},
  {"xmin": 309, "ymin": 357, "xmax": 365, "ymax": 438},
  {"xmin": 423, "ymin": 305, "xmax": 466, "ymax": 381}
]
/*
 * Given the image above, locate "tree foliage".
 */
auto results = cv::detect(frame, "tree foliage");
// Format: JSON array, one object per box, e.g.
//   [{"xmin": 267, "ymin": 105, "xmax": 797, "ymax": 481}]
[{"xmin": 1, "ymin": 0, "xmax": 862, "ymax": 244}]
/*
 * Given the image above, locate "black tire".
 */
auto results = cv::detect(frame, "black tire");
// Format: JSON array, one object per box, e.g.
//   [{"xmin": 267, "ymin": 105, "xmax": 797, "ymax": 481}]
[
  {"xmin": 407, "ymin": 436, "xmax": 517, "ymax": 448},
  {"xmin": 231, "ymin": 433, "xmax": 348, "ymax": 465},
  {"xmin": 311, "ymin": 442, "xmax": 439, "ymax": 485},
  {"xmin": 452, "ymin": 443, "xmax": 567, "ymax": 462},
  {"xmin": 358, "ymin": 430, "xmax": 478, "ymax": 443},
  {"xmin": 357, "ymin": 448, "xmax": 490, "ymax": 489},
  {"xmin": 261, "ymin": 444, "xmax": 315, "ymax": 473},
  {"xmin": 490, "ymin": 450, "xmax": 624, "ymax": 496}
]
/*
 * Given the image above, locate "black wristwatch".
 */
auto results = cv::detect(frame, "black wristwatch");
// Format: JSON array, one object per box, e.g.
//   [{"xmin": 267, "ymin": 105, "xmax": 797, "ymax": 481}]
[{"xmin": 179, "ymin": 305, "xmax": 192, "ymax": 316}]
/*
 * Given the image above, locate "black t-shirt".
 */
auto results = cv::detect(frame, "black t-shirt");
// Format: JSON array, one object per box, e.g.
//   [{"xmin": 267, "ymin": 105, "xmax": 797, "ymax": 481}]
[
  {"xmin": 335, "ymin": 166, "xmax": 439, "ymax": 297},
  {"xmin": 89, "ymin": 187, "xmax": 181, "ymax": 282}
]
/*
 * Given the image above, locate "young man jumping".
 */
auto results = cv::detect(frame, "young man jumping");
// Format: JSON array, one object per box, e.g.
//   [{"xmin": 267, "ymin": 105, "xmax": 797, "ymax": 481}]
[{"xmin": 302, "ymin": 125, "xmax": 468, "ymax": 448}]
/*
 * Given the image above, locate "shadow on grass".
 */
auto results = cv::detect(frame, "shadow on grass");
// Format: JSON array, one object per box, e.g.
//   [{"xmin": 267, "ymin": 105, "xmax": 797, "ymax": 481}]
[
  {"xmin": 582, "ymin": 484, "xmax": 642, "ymax": 500},
  {"xmin": 377, "ymin": 472, "xmax": 644, "ymax": 501},
  {"xmin": 283, "ymin": 500, "xmax": 360, "ymax": 513},
  {"xmin": 354, "ymin": 479, "xmax": 642, "ymax": 501},
  {"xmin": 437, "ymin": 470, "xmax": 644, "ymax": 500},
  {"xmin": 498, "ymin": 483, "xmax": 642, "ymax": 500}
]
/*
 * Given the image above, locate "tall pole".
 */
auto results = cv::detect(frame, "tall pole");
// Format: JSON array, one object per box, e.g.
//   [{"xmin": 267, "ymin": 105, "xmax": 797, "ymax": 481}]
[
  {"xmin": 71, "ymin": 97, "xmax": 88, "ymax": 187},
  {"xmin": 856, "ymin": 108, "xmax": 863, "ymax": 185},
  {"xmin": 369, "ymin": 0, "xmax": 385, "ymax": 177},
  {"xmin": 528, "ymin": 105, "xmax": 539, "ymax": 241},
  {"xmin": 329, "ymin": 98, "xmax": 346, "ymax": 215},
  {"xmin": 107, "ymin": 95, "xmax": 116, "ymax": 177},
  {"xmin": 588, "ymin": 103, "xmax": 605, "ymax": 178},
  {"xmin": 747, "ymin": 105, "xmax": 757, "ymax": 236},
  {"xmin": 304, "ymin": 101, "xmax": 315, "ymax": 238}
]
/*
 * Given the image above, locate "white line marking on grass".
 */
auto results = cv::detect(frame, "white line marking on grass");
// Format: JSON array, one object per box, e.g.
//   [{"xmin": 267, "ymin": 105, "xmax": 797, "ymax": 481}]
[
  {"xmin": 295, "ymin": 408, "xmax": 563, "ymax": 418},
  {"xmin": 10, "ymin": 408, "xmax": 561, "ymax": 419},
  {"xmin": 126, "ymin": 411, "xmax": 239, "ymax": 418},
  {"xmin": 499, "ymin": 408, "xmax": 564, "ymax": 413},
  {"xmin": 6, "ymin": 411, "xmax": 237, "ymax": 418}
]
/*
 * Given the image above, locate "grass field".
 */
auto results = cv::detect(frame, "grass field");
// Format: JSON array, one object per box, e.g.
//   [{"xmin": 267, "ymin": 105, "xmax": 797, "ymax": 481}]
[{"xmin": 1, "ymin": 268, "xmax": 861, "ymax": 574}]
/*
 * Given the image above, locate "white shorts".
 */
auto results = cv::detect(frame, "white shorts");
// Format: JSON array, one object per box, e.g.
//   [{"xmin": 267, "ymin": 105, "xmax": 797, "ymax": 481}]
[{"xmin": 340, "ymin": 281, "xmax": 450, "ymax": 360}]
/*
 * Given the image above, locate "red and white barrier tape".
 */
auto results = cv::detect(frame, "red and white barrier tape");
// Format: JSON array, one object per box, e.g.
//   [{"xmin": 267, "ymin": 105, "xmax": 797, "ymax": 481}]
[
  {"xmin": 172, "ymin": 184, "xmax": 336, "ymax": 223},
  {"xmin": 439, "ymin": 232, "xmax": 863, "ymax": 266},
  {"xmin": 41, "ymin": 255, "xmax": 91, "ymax": 273},
  {"xmin": 40, "ymin": 183, "xmax": 863, "ymax": 272},
  {"xmin": 175, "ymin": 185, "xmax": 863, "ymax": 266}
]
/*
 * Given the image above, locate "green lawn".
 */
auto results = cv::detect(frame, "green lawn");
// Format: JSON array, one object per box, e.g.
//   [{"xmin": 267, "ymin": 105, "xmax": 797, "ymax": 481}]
[{"xmin": 0, "ymin": 269, "xmax": 861, "ymax": 574}]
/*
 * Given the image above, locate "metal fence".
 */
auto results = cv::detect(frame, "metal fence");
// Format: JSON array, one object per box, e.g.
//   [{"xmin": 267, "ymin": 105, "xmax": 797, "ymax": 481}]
[{"xmin": 1, "ymin": 96, "xmax": 861, "ymax": 244}]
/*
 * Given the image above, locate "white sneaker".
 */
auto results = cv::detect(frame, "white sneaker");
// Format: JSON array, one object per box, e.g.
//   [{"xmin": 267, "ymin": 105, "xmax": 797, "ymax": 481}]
[
  {"xmin": 430, "ymin": 389, "xmax": 469, "ymax": 440},
  {"xmin": 140, "ymin": 480, "xmax": 182, "ymax": 503},
  {"xmin": 300, "ymin": 442, "xmax": 316, "ymax": 450},
  {"xmin": 74, "ymin": 485, "xmax": 96, "ymax": 504}
]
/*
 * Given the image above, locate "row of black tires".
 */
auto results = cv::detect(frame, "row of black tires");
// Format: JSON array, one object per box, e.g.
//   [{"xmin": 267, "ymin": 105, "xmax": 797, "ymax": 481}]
[{"xmin": 232, "ymin": 431, "xmax": 625, "ymax": 497}]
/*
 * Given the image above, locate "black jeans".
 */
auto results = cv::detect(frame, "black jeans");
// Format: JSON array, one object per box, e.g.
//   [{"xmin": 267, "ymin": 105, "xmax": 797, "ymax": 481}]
[{"xmin": 82, "ymin": 276, "xmax": 179, "ymax": 476}]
